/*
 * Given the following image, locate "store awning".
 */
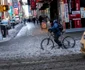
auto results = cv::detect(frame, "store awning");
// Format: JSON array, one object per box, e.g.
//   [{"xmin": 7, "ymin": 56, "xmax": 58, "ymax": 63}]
[{"xmin": 39, "ymin": 3, "xmax": 49, "ymax": 10}]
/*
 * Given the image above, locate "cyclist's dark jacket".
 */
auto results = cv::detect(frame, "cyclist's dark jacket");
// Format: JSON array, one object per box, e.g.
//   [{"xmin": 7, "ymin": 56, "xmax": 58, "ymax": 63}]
[{"xmin": 49, "ymin": 20, "xmax": 61, "ymax": 36}]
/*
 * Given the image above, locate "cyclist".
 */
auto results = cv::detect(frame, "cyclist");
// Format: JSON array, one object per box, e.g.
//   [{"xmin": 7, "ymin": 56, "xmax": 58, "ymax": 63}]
[{"xmin": 48, "ymin": 19, "xmax": 63, "ymax": 48}]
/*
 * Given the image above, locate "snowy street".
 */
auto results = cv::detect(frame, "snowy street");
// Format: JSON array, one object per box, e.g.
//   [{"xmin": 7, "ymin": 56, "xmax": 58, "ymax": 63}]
[
  {"xmin": 0, "ymin": 22, "xmax": 83, "ymax": 61},
  {"xmin": 0, "ymin": 22, "xmax": 84, "ymax": 70},
  {"xmin": 1, "ymin": 0, "xmax": 85, "ymax": 69}
]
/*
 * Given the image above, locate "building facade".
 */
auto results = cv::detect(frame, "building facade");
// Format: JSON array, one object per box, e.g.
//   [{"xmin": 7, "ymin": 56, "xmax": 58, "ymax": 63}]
[
  {"xmin": 59, "ymin": 0, "xmax": 85, "ymax": 32},
  {"xmin": 35, "ymin": 0, "xmax": 85, "ymax": 32}
]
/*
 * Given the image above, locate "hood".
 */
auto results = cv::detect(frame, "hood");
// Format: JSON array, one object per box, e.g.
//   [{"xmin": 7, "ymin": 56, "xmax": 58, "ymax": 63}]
[{"xmin": 53, "ymin": 19, "xmax": 58, "ymax": 23}]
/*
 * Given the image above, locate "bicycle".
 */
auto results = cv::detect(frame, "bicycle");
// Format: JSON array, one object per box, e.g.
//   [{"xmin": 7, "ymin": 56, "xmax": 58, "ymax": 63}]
[{"xmin": 40, "ymin": 31, "xmax": 75, "ymax": 50}]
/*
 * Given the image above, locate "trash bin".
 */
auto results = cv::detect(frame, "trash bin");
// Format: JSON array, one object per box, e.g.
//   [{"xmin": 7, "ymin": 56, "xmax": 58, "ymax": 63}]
[{"xmin": 41, "ymin": 21, "xmax": 47, "ymax": 29}]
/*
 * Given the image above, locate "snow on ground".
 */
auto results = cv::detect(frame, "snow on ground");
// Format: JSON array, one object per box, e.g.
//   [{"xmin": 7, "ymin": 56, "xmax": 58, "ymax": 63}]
[
  {"xmin": 0, "ymin": 23, "xmax": 82, "ymax": 60},
  {"xmin": 15, "ymin": 23, "xmax": 82, "ymax": 58},
  {"xmin": 16, "ymin": 26, "xmax": 28, "ymax": 37}
]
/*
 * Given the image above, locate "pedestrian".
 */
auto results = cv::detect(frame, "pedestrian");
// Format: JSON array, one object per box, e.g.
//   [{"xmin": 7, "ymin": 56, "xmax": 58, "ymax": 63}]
[
  {"xmin": 32, "ymin": 17, "xmax": 36, "ymax": 24},
  {"xmin": 1, "ymin": 19, "xmax": 9, "ymax": 38},
  {"xmin": 39, "ymin": 15, "xmax": 43, "ymax": 25},
  {"xmin": 24, "ymin": 18, "xmax": 26, "ymax": 24},
  {"xmin": 36, "ymin": 16, "xmax": 39, "ymax": 24}
]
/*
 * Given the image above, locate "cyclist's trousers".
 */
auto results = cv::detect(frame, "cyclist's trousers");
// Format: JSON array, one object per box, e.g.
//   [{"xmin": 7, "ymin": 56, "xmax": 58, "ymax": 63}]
[{"xmin": 54, "ymin": 35, "xmax": 62, "ymax": 47}]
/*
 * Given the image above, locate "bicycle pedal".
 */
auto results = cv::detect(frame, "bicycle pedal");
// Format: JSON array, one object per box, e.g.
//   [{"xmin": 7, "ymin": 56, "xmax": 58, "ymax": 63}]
[{"xmin": 58, "ymin": 46, "xmax": 64, "ymax": 49}]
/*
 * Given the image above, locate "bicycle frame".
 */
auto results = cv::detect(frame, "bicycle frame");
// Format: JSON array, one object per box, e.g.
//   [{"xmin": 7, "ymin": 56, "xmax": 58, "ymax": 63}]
[
  {"xmin": 47, "ymin": 32, "xmax": 54, "ymax": 39},
  {"xmin": 48, "ymin": 31, "xmax": 66, "ymax": 42},
  {"xmin": 59, "ymin": 32, "xmax": 66, "ymax": 42}
]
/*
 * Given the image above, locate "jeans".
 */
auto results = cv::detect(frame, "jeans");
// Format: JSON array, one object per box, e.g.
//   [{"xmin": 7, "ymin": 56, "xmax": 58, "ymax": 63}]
[{"xmin": 54, "ymin": 35, "xmax": 62, "ymax": 47}]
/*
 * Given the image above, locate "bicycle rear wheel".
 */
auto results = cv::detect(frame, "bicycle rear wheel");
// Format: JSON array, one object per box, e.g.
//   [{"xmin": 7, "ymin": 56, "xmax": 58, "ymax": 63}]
[
  {"xmin": 62, "ymin": 36, "xmax": 75, "ymax": 49},
  {"xmin": 41, "ymin": 38, "xmax": 54, "ymax": 50}
]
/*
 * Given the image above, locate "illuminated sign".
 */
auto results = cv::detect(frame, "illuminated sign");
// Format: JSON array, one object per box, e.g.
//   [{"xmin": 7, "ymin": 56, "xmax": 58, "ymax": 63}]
[{"xmin": 31, "ymin": 0, "xmax": 36, "ymax": 10}]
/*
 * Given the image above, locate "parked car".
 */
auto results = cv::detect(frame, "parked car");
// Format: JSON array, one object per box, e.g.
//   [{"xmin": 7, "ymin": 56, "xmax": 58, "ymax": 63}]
[{"xmin": 15, "ymin": 16, "xmax": 20, "ymax": 24}]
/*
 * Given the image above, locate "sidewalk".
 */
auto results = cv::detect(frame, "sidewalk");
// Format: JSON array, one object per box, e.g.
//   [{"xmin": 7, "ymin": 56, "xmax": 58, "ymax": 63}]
[{"xmin": 0, "ymin": 23, "xmax": 24, "ymax": 42}]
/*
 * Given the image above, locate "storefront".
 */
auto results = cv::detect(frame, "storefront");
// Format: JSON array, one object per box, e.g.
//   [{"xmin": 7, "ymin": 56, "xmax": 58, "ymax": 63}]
[{"xmin": 59, "ymin": 0, "xmax": 85, "ymax": 32}]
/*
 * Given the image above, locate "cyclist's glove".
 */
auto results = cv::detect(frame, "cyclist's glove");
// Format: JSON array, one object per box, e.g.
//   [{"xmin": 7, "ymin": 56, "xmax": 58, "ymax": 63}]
[{"xmin": 48, "ymin": 29, "xmax": 52, "ymax": 32}]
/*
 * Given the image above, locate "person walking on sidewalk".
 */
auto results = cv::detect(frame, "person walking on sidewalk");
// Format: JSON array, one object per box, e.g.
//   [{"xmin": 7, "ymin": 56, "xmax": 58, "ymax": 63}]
[
  {"xmin": 39, "ymin": 15, "xmax": 43, "ymax": 25},
  {"xmin": 23, "ymin": 18, "xmax": 26, "ymax": 25},
  {"xmin": 36, "ymin": 16, "xmax": 39, "ymax": 24}
]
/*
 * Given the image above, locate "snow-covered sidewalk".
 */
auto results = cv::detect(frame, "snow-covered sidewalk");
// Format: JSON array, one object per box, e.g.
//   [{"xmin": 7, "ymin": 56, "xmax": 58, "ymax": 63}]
[{"xmin": 0, "ymin": 23, "xmax": 24, "ymax": 42}]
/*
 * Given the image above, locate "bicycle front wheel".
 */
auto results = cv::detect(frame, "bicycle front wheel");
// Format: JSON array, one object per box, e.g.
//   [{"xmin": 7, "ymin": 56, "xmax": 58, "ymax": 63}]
[
  {"xmin": 62, "ymin": 36, "xmax": 75, "ymax": 49},
  {"xmin": 41, "ymin": 38, "xmax": 54, "ymax": 50}
]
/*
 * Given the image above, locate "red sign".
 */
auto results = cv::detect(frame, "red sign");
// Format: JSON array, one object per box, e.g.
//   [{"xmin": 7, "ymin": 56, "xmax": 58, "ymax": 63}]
[
  {"xmin": 36, "ymin": 0, "xmax": 43, "ymax": 2},
  {"xmin": 36, "ymin": 0, "xmax": 39, "ymax": 3},
  {"xmin": 31, "ymin": 0, "xmax": 36, "ymax": 10},
  {"xmin": 64, "ymin": 0, "xmax": 67, "ymax": 3},
  {"xmin": 69, "ymin": 14, "xmax": 81, "ymax": 19},
  {"xmin": 75, "ymin": 0, "xmax": 80, "ymax": 10},
  {"xmin": 74, "ymin": 20, "xmax": 82, "ymax": 28},
  {"xmin": 14, "ymin": 8, "xmax": 19, "ymax": 15}
]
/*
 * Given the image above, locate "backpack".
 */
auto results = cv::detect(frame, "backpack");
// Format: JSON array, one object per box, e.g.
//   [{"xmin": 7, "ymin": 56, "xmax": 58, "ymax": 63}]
[{"xmin": 58, "ymin": 23, "xmax": 63, "ymax": 32}]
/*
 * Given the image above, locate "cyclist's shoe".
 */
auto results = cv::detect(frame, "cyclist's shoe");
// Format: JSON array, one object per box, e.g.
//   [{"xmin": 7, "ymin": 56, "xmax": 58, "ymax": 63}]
[
  {"xmin": 58, "ymin": 46, "xmax": 62, "ymax": 49},
  {"xmin": 58, "ymin": 46, "xmax": 61, "ymax": 49},
  {"xmin": 58, "ymin": 44, "xmax": 63, "ymax": 49}
]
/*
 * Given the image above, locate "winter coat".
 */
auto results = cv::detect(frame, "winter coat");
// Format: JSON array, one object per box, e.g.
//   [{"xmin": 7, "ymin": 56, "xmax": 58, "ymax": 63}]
[{"xmin": 49, "ymin": 20, "xmax": 61, "ymax": 36}]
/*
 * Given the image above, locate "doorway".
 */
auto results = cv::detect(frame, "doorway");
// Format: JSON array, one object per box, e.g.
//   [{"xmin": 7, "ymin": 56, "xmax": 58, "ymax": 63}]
[{"xmin": 50, "ymin": 0, "xmax": 59, "ymax": 21}]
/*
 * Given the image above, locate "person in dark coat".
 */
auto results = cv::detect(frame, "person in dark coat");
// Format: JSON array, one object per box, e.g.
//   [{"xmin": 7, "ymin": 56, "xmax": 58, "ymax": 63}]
[
  {"xmin": 48, "ymin": 19, "xmax": 63, "ymax": 48},
  {"xmin": 32, "ymin": 17, "xmax": 36, "ymax": 24},
  {"xmin": 39, "ymin": 15, "xmax": 43, "ymax": 25}
]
